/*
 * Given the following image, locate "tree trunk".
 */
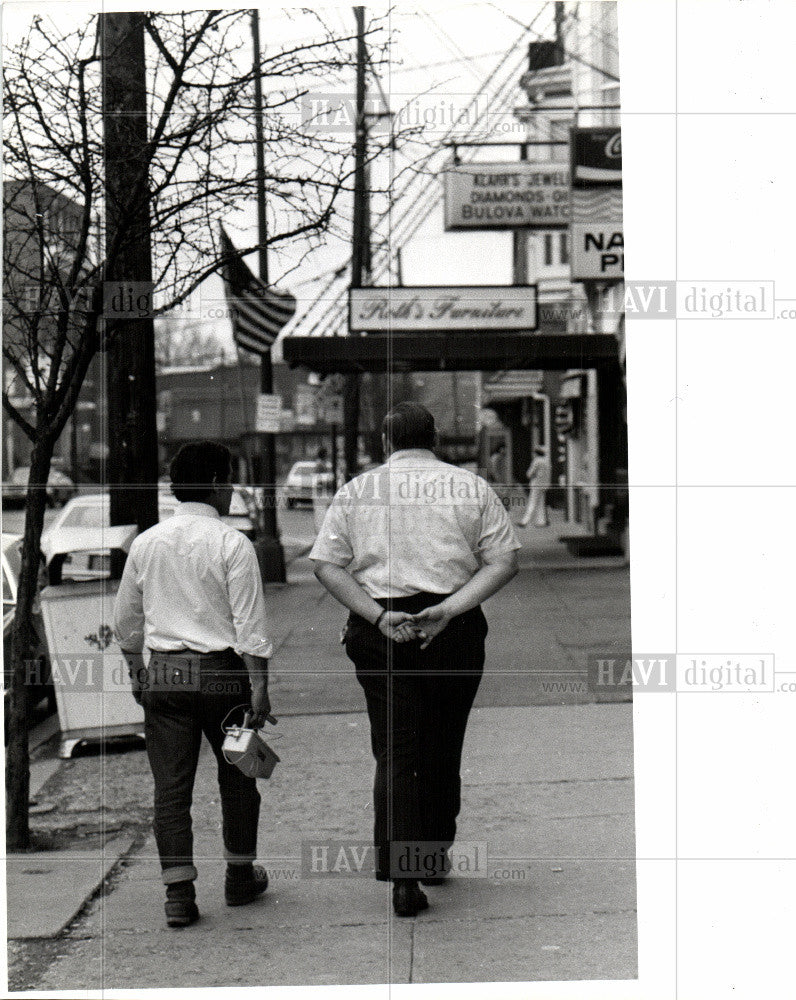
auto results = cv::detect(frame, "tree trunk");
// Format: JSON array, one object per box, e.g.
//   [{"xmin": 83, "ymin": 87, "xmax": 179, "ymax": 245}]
[{"xmin": 6, "ymin": 439, "xmax": 52, "ymax": 850}]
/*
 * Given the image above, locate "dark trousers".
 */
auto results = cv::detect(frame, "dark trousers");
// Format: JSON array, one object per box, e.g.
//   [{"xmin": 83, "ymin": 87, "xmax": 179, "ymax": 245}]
[
  {"xmin": 141, "ymin": 649, "xmax": 261, "ymax": 885},
  {"xmin": 345, "ymin": 593, "xmax": 486, "ymax": 881}
]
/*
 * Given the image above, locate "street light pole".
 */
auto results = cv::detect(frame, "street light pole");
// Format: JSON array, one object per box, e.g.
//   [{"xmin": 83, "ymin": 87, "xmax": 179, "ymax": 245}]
[{"xmin": 251, "ymin": 7, "xmax": 286, "ymax": 582}]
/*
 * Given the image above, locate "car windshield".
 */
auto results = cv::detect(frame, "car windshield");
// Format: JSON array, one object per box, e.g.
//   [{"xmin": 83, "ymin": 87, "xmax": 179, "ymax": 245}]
[
  {"xmin": 229, "ymin": 490, "xmax": 250, "ymax": 515},
  {"xmin": 60, "ymin": 502, "xmax": 109, "ymax": 529}
]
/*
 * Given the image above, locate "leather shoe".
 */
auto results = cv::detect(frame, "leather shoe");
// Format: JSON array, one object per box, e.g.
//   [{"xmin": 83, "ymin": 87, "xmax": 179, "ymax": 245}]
[
  {"xmin": 420, "ymin": 875, "xmax": 448, "ymax": 886},
  {"xmin": 225, "ymin": 864, "xmax": 269, "ymax": 906},
  {"xmin": 165, "ymin": 900, "xmax": 199, "ymax": 928},
  {"xmin": 421, "ymin": 856, "xmax": 451, "ymax": 886},
  {"xmin": 392, "ymin": 881, "xmax": 429, "ymax": 917}
]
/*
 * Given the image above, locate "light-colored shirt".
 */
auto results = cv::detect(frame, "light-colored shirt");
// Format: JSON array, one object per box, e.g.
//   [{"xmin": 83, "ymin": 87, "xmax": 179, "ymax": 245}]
[
  {"xmin": 309, "ymin": 449, "xmax": 520, "ymax": 599},
  {"xmin": 113, "ymin": 502, "xmax": 273, "ymax": 658}
]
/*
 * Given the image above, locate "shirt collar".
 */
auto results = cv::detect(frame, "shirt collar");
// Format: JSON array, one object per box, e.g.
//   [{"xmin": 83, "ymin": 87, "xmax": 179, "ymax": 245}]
[
  {"xmin": 388, "ymin": 449, "xmax": 437, "ymax": 462},
  {"xmin": 174, "ymin": 501, "xmax": 220, "ymax": 518}
]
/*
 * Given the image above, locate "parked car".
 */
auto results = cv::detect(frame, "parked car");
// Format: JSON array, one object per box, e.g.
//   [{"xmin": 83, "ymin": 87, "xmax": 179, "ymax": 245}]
[
  {"xmin": 41, "ymin": 488, "xmax": 256, "ymax": 582},
  {"xmin": 2, "ymin": 467, "xmax": 76, "ymax": 508},
  {"xmin": 282, "ymin": 461, "xmax": 334, "ymax": 508},
  {"xmin": 2, "ymin": 533, "xmax": 54, "ymax": 732},
  {"xmin": 156, "ymin": 487, "xmax": 256, "ymax": 538}
]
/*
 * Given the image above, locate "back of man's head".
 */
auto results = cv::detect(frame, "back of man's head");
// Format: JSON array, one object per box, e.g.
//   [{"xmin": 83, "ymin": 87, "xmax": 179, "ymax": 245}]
[
  {"xmin": 382, "ymin": 402, "xmax": 435, "ymax": 452},
  {"xmin": 170, "ymin": 441, "xmax": 232, "ymax": 503}
]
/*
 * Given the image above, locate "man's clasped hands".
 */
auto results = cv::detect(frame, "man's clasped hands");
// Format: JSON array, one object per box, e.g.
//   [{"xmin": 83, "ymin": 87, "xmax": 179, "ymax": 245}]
[{"xmin": 376, "ymin": 602, "xmax": 455, "ymax": 650}]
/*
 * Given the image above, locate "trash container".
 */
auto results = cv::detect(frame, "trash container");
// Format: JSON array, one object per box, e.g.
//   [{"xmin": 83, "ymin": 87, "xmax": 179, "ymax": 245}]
[{"xmin": 39, "ymin": 539, "xmax": 144, "ymax": 758}]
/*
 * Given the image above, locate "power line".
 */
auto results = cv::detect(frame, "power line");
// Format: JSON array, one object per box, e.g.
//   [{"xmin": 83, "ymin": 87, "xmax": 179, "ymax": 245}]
[
  {"xmin": 289, "ymin": 4, "xmax": 556, "ymax": 339},
  {"xmin": 387, "ymin": 48, "xmax": 520, "ymax": 76},
  {"xmin": 306, "ymin": 42, "xmax": 532, "ymax": 337},
  {"xmin": 488, "ymin": 2, "xmax": 620, "ymax": 82},
  {"xmin": 300, "ymin": 43, "xmax": 530, "ymax": 337}
]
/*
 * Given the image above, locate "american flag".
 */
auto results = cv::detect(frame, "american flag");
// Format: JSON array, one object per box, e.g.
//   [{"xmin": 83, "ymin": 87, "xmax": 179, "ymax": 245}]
[{"xmin": 219, "ymin": 226, "xmax": 297, "ymax": 354}]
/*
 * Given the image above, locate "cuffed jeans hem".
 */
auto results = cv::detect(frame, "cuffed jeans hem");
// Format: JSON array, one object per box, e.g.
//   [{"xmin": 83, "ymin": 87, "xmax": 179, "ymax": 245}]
[
  {"xmin": 224, "ymin": 849, "xmax": 256, "ymax": 865},
  {"xmin": 162, "ymin": 864, "xmax": 198, "ymax": 885}
]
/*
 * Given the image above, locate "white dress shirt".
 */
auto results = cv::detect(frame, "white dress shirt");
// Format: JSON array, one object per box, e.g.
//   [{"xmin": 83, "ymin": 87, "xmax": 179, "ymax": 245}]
[
  {"xmin": 309, "ymin": 449, "xmax": 520, "ymax": 599},
  {"xmin": 113, "ymin": 502, "xmax": 273, "ymax": 658}
]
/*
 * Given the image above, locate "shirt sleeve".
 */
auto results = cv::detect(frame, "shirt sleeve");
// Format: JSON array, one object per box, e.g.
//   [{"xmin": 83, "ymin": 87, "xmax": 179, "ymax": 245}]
[
  {"xmin": 113, "ymin": 543, "xmax": 145, "ymax": 654},
  {"xmin": 308, "ymin": 493, "xmax": 354, "ymax": 567},
  {"xmin": 477, "ymin": 482, "xmax": 522, "ymax": 563},
  {"xmin": 225, "ymin": 534, "xmax": 274, "ymax": 658}
]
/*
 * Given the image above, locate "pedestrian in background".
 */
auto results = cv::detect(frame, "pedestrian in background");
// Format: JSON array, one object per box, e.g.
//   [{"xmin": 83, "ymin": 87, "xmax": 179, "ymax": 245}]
[
  {"xmin": 487, "ymin": 440, "xmax": 507, "ymax": 484},
  {"xmin": 114, "ymin": 441, "xmax": 273, "ymax": 928},
  {"xmin": 311, "ymin": 402, "xmax": 519, "ymax": 917},
  {"xmin": 518, "ymin": 447, "xmax": 551, "ymax": 528}
]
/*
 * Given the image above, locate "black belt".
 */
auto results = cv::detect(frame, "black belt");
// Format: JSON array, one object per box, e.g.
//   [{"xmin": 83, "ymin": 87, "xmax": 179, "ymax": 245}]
[{"xmin": 148, "ymin": 648, "xmax": 237, "ymax": 668}]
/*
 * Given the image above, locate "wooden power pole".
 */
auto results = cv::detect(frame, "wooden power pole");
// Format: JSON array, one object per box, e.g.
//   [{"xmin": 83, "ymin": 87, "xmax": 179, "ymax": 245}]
[
  {"xmin": 101, "ymin": 13, "xmax": 159, "ymax": 541},
  {"xmin": 344, "ymin": 5, "xmax": 369, "ymax": 481}
]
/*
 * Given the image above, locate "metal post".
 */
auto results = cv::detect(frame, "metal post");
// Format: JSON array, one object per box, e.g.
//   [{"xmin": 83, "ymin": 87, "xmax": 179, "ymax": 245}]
[{"xmin": 251, "ymin": 8, "xmax": 286, "ymax": 582}]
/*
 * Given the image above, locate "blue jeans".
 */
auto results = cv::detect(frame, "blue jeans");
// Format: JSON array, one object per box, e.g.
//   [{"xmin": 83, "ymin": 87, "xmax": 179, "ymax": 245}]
[{"xmin": 141, "ymin": 649, "xmax": 261, "ymax": 885}]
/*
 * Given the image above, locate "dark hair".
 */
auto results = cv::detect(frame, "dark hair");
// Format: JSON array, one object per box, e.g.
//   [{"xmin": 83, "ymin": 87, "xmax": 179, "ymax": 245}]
[
  {"xmin": 382, "ymin": 402, "xmax": 435, "ymax": 451},
  {"xmin": 170, "ymin": 441, "xmax": 232, "ymax": 503}
]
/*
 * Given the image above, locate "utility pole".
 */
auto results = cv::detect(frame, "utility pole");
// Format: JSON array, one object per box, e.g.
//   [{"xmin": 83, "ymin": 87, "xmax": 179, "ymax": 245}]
[
  {"xmin": 101, "ymin": 12, "xmax": 159, "ymax": 549},
  {"xmin": 512, "ymin": 143, "xmax": 529, "ymax": 285},
  {"xmin": 554, "ymin": 1, "xmax": 565, "ymax": 63},
  {"xmin": 250, "ymin": 8, "xmax": 286, "ymax": 582},
  {"xmin": 344, "ymin": 5, "xmax": 369, "ymax": 481}
]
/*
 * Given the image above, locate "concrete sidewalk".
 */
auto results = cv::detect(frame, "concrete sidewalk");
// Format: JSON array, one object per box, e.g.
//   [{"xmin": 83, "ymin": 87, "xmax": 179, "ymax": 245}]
[
  {"xmin": 8, "ymin": 519, "xmax": 634, "ymax": 988},
  {"xmin": 31, "ymin": 702, "xmax": 636, "ymax": 988}
]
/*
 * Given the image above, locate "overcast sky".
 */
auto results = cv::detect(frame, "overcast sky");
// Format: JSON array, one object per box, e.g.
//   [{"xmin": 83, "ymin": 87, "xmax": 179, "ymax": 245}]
[{"xmin": 3, "ymin": 2, "xmax": 561, "ymax": 351}]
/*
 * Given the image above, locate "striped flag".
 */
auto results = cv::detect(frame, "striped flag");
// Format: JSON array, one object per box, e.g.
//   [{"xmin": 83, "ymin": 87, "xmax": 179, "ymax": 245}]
[{"xmin": 219, "ymin": 226, "xmax": 297, "ymax": 354}]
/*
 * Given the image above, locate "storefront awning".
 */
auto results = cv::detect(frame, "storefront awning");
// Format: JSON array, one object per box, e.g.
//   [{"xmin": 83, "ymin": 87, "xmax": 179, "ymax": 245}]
[{"xmin": 281, "ymin": 333, "xmax": 619, "ymax": 375}]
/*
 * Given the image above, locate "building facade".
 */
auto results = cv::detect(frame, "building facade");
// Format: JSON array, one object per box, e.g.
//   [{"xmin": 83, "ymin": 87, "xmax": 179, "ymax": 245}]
[
  {"xmin": 481, "ymin": 1, "xmax": 625, "ymax": 532},
  {"xmin": 2, "ymin": 180, "xmax": 100, "ymax": 482}
]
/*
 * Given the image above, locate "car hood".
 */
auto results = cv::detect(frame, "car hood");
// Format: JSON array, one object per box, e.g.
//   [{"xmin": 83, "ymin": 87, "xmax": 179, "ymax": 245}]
[{"xmin": 42, "ymin": 524, "xmax": 137, "ymax": 561}]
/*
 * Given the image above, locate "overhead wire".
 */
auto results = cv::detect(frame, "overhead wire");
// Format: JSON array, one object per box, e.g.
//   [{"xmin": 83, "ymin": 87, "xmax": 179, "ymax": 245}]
[
  {"xmin": 298, "ymin": 42, "xmax": 548, "ymax": 333},
  {"xmin": 298, "ymin": 39, "xmax": 531, "ymax": 338},
  {"xmin": 487, "ymin": 2, "xmax": 620, "ymax": 82},
  {"xmin": 291, "ymin": 2, "xmax": 557, "ymax": 339}
]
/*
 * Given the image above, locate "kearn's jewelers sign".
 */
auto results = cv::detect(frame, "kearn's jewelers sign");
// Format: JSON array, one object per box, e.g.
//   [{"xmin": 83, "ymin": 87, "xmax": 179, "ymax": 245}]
[
  {"xmin": 349, "ymin": 286, "xmax": 538, "ymax": 332},
  {"xmin": 443, "ymin": 162, "xmax": 570, "ymax": 230}
]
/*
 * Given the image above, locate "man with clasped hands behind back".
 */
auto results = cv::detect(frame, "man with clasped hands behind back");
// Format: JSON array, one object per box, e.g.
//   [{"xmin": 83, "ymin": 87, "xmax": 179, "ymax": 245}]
[{"xmin": 311, "ymin": 403, "xmax": 519, "ymax": 917}]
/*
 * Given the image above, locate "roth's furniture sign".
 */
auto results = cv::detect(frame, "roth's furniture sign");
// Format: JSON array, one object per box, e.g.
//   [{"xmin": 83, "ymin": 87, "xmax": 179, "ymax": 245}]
[
  {"xmin": 444, "ymin": 162, "xmax": 570, "ymax": 230},
  {"xmin": 349, "ymin": 286, "xmax": 538, "ymax": 332}
]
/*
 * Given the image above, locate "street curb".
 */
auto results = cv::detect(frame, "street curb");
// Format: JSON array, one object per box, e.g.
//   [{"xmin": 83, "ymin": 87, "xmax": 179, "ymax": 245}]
[{"xmin": 6, "ymin": 834, "xmax": 138, "ymax": 940}]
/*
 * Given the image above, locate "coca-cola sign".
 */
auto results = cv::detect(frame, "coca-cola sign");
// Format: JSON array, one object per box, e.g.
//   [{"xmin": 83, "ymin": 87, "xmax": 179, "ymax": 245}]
[{"xmin": 571, "ymin": 126, "xmax": 623, "ymax": 187}]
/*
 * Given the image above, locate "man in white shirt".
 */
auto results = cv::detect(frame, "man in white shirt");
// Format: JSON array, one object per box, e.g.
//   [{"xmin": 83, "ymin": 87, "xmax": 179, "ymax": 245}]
[
  {"xmin": 311, "ymin": 403, "xmax": 520, "ymax": 917},
  {"xmin": 114, "ymin": 441, "xmax": 273, "ymax": 928}
]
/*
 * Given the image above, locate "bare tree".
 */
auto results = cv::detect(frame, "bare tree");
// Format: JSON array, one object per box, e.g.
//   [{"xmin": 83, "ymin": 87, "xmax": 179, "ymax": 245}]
[
  {"xmin": 2, "ymin": 8, "xmax": 413, "ymax": 848},
  {"xmin": 154, "ymin": 315, "xmax": 229, "ymax": 370}
]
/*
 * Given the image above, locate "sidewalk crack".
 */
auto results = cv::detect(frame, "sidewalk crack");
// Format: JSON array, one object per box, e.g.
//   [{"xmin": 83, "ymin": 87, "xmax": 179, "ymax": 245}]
[{"xmin": 408, "ymin": 920, "xmax": 415, "ymax": 983}]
